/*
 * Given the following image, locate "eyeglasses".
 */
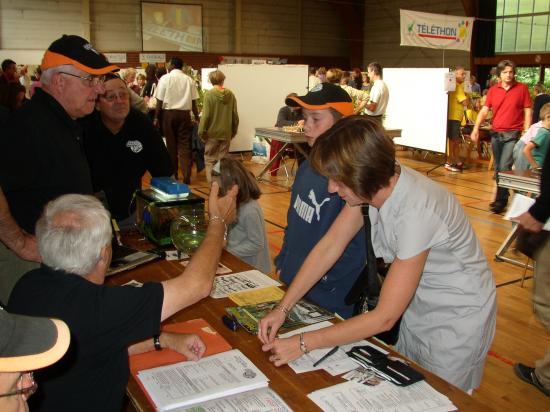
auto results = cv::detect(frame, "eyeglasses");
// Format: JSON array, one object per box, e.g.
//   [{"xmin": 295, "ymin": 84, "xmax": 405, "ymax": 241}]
[
  {"xmin": 59, "ymin": 72, "xmax": 105, "ymax": 87},
  {"xmin": 100, "ymin": 91, "xmax": 130, "ymax": 102},
  {"xmin": 0, "ymin": 372, "xmax": 37, "ymax": 399}
]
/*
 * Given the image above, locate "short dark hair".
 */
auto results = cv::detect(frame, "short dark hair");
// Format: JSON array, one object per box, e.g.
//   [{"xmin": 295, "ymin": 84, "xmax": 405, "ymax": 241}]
[
  {"xmin": 169, "ymin": 57, "xmax": 184, "ymax": 70},
  {"xmin": 367, "ymin": 62, "xmax": 382, "ymax": 76},
  {"xmin": 2, "ymin": 59, "xmax": 16, "ymax": 72},
  {"xmin": 310, "ymin": 116, "xmax": 395, "ymax": 200},
  {"xmin": 213, "ymin": 158, "xmax": 261, "ymax": 206},
  {"xmin": 496, "ymin": 59, "xmax": 515, "ymax": 76}
]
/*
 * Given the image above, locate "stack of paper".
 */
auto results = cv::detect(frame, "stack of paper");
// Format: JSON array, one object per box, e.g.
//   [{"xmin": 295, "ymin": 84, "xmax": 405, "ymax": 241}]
[
  {"xmin": 174, "ymin": 388, "xmax": 292, "ymax": 412},
  {"xmin": 138, "ymin": 349, "xmax": 269, "ymax": 411},
  {"xmin": 210, "ymin": 270, "xmax": 281, "ymax": 298},
  {"xmin": 308, "ymin": 380, "xmax": 456, "ymax": 412}
]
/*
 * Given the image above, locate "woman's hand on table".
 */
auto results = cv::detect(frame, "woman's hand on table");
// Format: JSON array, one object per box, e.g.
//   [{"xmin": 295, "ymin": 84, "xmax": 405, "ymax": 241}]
[
  {"xmin": 257, "ymin": 308, "xmax": 286, "ymax": 344},
  {"xmin": 262, "ymin": 334, "xmax": 302, "ymax": 367}
]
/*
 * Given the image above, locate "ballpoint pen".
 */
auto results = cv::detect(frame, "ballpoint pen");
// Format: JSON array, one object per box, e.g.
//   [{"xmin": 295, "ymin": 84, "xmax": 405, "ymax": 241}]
[{"xmin": 313, "ymin": 346, "xmax": 340, "ymax": 367}]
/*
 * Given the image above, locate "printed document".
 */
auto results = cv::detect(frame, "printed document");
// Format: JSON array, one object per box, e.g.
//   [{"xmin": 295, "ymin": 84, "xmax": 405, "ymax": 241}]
[
  {"xmin": 308, "ymin": 380, "xmax": 456, "ymax": 412},
  {"xmin": 172, "ymin": 388, "xmax": 292, "ymax": 412},
  {"xmin": 210, "ymin": 270, "xmax": 281, "ymax": 298},
  {"xmin": 138, "ymin": 349, "xmax": 269, "ymax": 411},
  {"xmin": 504, "ymin": 193, "xmax": 550, "ymax": 230}
]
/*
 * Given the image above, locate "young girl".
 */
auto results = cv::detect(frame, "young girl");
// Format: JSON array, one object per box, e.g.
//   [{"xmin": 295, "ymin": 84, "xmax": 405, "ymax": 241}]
[{"xmin": 212, "ymin": 158, "xmax": 272, "ymax": 274}]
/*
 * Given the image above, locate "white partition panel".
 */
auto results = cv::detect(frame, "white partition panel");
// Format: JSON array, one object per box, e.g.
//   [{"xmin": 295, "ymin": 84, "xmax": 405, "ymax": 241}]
[
  {"xmin": 384, "ymin": 68, "xmax": 449, "ymax": 154},
  {"xmin": 220, "ymin": 64, "xmax": 309, "ymax": 152}
]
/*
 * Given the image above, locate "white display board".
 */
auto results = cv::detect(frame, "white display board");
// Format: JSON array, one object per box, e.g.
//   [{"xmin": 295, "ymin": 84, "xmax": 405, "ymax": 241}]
[
  {"xmin": 220, "ymin": 64, "xmax": 309, "ymax": 152},
  {"xmin": 383, "ymin": 68, "xmax": 449, "ymax": 154}
]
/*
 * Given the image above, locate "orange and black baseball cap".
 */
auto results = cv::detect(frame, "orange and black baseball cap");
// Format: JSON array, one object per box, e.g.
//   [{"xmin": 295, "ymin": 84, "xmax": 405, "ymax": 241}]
[
  {"xmin": 286, "ymin": 83, "xmax": 354, "ymax": 117},
  {"xmin": 0, "ymin": 308, "xmax": 70, "ymax": 372},
  {"xmin": 41, "ymin": 34, "xmax": 119, "ymax": 75}
]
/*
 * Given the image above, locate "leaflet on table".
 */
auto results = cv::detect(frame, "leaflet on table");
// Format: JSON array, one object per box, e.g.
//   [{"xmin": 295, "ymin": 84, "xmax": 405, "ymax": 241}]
[
  {"xmin": 137, "ymin": 349, "xmax": 269, "ymax": 411},
  {"xmin": 280, "ymin": 321, "xmax": 388, "ymax": 375},
  {"xmin": 229, "ymin": 285, "xmax": 285, "ymax": 306},
  {"xmin": 170, "ymin": 388, "xmax": 292, "ymax": 412},
  {"xmin": 210, "ymin": 270, "xmax": 281, "ymax": 298},
  {"xmin": 504, "ymin": 193, "xmax": 550, "ymax": 230},
  {"xmin": 225, "ymin": 299, "xmax": 334, "ymax": 335},
  {"xmin": 307, "ymin": 380, "xmax": 456, "ymax": 412}
]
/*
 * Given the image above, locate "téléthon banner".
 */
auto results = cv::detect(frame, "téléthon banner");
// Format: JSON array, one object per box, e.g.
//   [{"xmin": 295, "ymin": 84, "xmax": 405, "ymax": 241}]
[{"xmin": 400, "ymin": 9, "xmax": 474, "ymax": 52}]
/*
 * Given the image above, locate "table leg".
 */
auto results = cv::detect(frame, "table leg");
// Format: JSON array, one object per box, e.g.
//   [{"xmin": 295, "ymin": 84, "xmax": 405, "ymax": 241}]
[{"xmin": 256, "ymin": 142, "xmax": 290, "ymax": 181}]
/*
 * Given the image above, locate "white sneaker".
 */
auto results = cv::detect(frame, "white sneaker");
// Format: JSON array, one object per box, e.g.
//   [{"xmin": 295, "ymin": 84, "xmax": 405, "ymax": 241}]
[{"xmin": 444, "ymin": 163, "xmax": 460, "ymax": 172}]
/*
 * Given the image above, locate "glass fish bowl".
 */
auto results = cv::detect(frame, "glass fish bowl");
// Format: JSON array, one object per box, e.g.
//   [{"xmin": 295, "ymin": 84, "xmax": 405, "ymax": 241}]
[{"xmin": 170, "ymin": 210, "xmax": 207, "ymax": 255}]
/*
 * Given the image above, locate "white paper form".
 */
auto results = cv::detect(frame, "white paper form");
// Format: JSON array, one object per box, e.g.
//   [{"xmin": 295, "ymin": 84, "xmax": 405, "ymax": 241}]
[
  {"xmin": 280, "ymin": 322, "xmax": 388, "ymax": 375},
  {"xmin": 308, "ymin": 380, "xmax": 456, "ymax": 412},
  {"xmin": 137, "ymin": 349, "xmax": 269, "ymax": 411},
  {"xmin": 210, "ymin": 270, "xmax": 281, "ymax": 298},
  {"xmin": 504, "ymin": 193, "xmax": 550, "ymax": 230},
  {"xmin": 172, "ymin": 388, "xmax": 292, "ymax": 412}
]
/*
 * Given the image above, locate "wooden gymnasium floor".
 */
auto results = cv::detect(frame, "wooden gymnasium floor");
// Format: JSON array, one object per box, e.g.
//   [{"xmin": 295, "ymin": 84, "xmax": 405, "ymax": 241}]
[{"xmin": 178, "ymin": 149, "xmax": 548, "ymax": 411}]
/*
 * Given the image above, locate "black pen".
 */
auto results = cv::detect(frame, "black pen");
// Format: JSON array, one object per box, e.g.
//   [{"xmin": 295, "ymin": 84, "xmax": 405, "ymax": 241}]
[{"xmin": 313, "ymin": 346, "xmax": 340, "ymax": 367}]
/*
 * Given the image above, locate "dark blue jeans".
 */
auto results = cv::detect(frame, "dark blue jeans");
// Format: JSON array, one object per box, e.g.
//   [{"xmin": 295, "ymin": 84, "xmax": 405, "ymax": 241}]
[{"xmin": 491, "ymin": 130, "xmax": 521, "ymax": 204}]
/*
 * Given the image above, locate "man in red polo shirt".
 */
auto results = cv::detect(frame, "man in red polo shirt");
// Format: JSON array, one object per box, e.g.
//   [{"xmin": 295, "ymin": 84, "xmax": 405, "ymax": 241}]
[{"xmin": 471, "ymin": 60, "xmax": 532, "ymax": 214}]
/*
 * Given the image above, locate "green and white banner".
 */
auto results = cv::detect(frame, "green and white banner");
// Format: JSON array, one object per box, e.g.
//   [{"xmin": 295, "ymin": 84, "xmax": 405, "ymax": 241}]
[{"xmin": 400, "ymin": 9, "xmax": 474, "ymax": 52}]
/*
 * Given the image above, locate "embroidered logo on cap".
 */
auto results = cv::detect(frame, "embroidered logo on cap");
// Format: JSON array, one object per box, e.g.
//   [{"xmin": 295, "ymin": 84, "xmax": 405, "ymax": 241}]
[
  {"xmin": 310, "ymin": 83, "xmax": 323, "ymax": 93},
  {"xmin": 83, "ymin": 43, "xmax": 100, "ymax": 55},
  {"xmin": 126, "ymin": 140, "xmax": 143, "ymax": 153}
]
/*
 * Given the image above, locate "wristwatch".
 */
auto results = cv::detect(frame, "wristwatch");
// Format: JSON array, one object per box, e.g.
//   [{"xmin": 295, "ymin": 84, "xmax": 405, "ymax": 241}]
[{"xmin": 153, "ymin": 334, "xmax": 162, "ymax": 351}]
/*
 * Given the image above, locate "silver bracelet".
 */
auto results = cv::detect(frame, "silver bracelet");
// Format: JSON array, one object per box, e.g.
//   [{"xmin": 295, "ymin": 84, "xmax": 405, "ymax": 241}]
[
  {"xmin": 209, "ymin": 215, "xmax": 228, "ymax": 240},
  {"xmin": 299, "ymin": 332, "xmax": 309, "ymax": 354},
  {"xmin": 274, "ymin": 303, "xmax": 291, "ymax": 317}
]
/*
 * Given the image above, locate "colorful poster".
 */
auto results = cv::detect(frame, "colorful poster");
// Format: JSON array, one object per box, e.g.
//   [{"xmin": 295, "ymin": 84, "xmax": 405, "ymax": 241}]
[
  {"xmin": 400, "ymin": 9, "xmax": 474, "ymax": 52},
  {"xmin": 141, "ymin": 2, "xmax": 203, "ymax": 52}
]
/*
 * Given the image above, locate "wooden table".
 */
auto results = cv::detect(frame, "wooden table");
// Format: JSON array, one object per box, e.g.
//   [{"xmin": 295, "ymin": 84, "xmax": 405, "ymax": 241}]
[{"xmin": 107, "ymin": 246, "xmax": 492, "ymax": 411}]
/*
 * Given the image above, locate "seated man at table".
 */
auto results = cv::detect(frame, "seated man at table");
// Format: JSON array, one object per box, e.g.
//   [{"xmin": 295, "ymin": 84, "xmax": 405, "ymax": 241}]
[
  {"xmin": 81, "ymin": 73, "xmax": 173, "ymax": 227},
  {"xmin": 7, "ymin": 186, "xmax": 237, "ymax": 412}
]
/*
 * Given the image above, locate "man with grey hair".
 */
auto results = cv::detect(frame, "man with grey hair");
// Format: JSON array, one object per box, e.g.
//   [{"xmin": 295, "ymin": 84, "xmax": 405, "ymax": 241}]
[
  {"xmin": 8, "ymin": 183, "xmax": 237, "ymax": 412},
  {"xmin": 0, "ymin": 34, "xmax": 118, "ymax": 304}
]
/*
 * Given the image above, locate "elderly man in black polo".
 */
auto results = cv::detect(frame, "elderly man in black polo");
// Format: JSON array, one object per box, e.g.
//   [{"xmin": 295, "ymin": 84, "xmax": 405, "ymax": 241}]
[
  {"xmin": 8, "ymin": 184, "xmax": 237, "ymax": 412},
  {"xmin": 0, "ymin": 34, "xmax": 118, "ymax": 304},
  {"xmin": 81, "ymin": 73, "xmax": 173, "ymax": 227}
]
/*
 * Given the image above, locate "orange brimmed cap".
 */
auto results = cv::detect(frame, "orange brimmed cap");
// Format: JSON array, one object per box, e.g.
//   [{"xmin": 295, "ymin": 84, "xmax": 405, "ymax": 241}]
[
  {"xmin": 285, "ymin": 83, "xmax": 354, "ymax": 117},
  {"xmin": 0, "ymin": 308, "xmax": 70, "ymax": 372},
  {"xmin": 41, "ymin": 35, "xmax": 119, "ymax": 75}
]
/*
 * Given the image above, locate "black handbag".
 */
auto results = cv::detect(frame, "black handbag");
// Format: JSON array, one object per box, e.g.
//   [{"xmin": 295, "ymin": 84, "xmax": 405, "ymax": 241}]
[
  {"xmin": 516, "ymin": 226, "xmax": 549, "ymax": 260},
  {"xmin": 345, "ymin": 205, "xmax": 402, "ymax": 345}
]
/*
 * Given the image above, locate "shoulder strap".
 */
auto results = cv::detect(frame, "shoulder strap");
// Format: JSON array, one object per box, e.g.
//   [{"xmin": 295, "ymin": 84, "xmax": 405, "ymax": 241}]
[{"xmin": 344, "ymin": 205, "xmax": 381, "ymax": 305}]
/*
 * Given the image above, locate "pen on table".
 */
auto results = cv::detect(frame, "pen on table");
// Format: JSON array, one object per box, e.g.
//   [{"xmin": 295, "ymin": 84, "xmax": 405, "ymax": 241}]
[
  {"xmin": 112, "ymin": 219, "xmax": 123, "ymax": 246},
  {"xmin": 313, "ymin": 346, "xmax": 340, "ymax": 368}
]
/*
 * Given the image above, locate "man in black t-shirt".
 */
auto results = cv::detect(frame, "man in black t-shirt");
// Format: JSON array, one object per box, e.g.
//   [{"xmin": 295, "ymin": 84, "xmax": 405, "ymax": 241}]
[
  {"xmin": 8, "ymin": 187, "xmax": 236, "ymax": 412},
  {"xmin": 82, "ymin": 73, "xmax": 172, "ymax": 225},
  {"xmin": 0, "ymin": 34, "xmax": 119, "ymax": 304}
]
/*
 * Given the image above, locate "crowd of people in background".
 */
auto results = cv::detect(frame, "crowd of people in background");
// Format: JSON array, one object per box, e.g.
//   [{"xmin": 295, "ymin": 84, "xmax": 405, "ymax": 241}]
[{"xmin": 0, "ymin": 36, "xmax": 549, "ymax": 410}]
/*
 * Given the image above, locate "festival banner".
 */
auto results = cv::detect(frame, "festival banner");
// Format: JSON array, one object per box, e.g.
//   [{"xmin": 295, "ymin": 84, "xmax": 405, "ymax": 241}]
[{"xmin": 400, "ymin": 9, "xmax": 474, "ymax": 52}]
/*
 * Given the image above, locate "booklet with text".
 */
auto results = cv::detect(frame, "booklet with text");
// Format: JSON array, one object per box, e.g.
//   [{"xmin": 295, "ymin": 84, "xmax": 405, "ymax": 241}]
[{"xmin": 137, "ymin": 349, "xmax": 269, "ymax": 411}]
